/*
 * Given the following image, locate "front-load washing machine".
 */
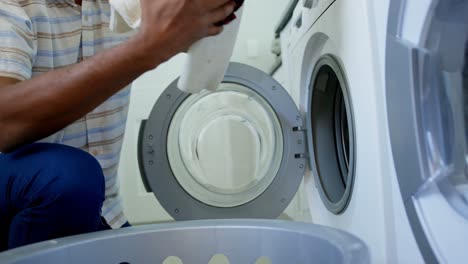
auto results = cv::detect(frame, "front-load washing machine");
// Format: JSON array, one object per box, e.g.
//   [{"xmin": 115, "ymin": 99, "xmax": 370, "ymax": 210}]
[
  {"xmin": 382, "ymin": 0, "xmax": 468, "ymax": 263},
  {"xmin": 279, "ymin": 0, "xmax": 468, "ymax": 263},
  {"xmin": 277, "ymin": 0, "xmax": 394, "ymax": 263},
  {"xmin": 351, "ymin": 0, "xmax": 468, "ymax": 262},
  {"xmin": 274, "ymin": 0, "xmax": 468, "ymax": 263}
]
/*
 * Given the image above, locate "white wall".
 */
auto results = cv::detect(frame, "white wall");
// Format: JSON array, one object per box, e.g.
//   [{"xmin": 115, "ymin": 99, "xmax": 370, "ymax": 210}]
[
  {"xmin": 231, "ymin": 0, "xmax": 290, "ymax": 71},
  {"xmin": 118, "ymin": 0, "xmax": 312, "ymax": 224}
]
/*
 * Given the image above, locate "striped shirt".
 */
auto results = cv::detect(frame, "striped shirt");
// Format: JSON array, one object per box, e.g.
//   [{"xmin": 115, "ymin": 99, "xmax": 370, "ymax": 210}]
[{"xmin": 0, "ymin": 0, "xmax": 134, "ymax": 228}]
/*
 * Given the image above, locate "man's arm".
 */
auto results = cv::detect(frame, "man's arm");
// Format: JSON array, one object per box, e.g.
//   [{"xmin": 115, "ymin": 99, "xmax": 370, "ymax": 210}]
[
  {"xmin": 0, "ymin": 0, "xmax": 235, "ymax": 153},
  {"xmin": 0, "ymin": 37, "xmax": 152, "ymax": 153}
]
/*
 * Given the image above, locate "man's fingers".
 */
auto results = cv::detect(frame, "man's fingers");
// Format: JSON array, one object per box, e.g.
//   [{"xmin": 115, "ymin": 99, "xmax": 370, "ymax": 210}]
[
  {"xmin": 204, "ymin": 0, "xmax": 232, "ymax": 10},
  {"xmin": 208, "ymin": 2, "xmax": 235, "ymax": 24},
  {"xmin": 206, "ymin": 25, "xmax": 224, "ymax": 36}
]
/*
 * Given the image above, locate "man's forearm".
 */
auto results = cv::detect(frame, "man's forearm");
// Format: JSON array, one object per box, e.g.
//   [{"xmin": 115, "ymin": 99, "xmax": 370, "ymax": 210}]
[{"xmin": 0, "ymin": 35, "xmax": 156, "ymax": 152}]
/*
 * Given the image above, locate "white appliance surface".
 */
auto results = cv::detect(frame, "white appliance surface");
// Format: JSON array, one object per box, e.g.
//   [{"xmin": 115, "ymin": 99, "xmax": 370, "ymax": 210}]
[{"xmin": 279, "ymin": 0, "xmax": 393, "ymax": 263}]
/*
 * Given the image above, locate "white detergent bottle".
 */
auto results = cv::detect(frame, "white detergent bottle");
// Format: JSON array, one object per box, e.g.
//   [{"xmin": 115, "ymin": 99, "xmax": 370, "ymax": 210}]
[{"xmin": 177, "ymin": 7, "xmax": 244, "ymax": 94}]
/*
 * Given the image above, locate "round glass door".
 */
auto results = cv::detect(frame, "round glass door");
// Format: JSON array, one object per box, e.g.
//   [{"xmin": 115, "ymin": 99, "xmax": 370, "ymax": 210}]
[
  {"xmin": 167, "ymin": 83, "xmax": 283, "ymax": 208},
  {"xmin": 387, "ymin": 0, "xmax": 468, "ymax": 262},
  {"xmin": 139, "ymin": 63, "xmax": 307, "ymax": 220}
]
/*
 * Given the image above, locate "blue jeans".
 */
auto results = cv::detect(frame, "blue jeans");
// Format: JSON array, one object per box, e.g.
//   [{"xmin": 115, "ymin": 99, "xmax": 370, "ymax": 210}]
[{"xmin": 0, "ymin": 143, "xmax": 112, "ymax": 251}]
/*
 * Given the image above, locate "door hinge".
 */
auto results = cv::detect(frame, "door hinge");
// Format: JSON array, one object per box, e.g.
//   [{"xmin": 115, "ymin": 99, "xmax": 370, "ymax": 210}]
[{"xmin": 293, "ymin": 126, "xmax": 308, "ymax": 160}]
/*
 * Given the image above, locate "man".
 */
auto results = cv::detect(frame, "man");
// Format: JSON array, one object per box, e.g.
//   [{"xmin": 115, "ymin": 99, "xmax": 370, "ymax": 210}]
[{"xmin": 0, "ymin": 0, "xmax": 235, "ymax": 251}]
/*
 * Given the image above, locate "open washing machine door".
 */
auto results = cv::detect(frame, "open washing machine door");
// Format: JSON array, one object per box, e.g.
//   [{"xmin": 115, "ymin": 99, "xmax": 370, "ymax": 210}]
[
  {"xmin": 138, "ymin": 62, "xmax": 308, "ymax": 220},
  {"xmin": 386, "ymin": 0, "xmax": 468, "ymax": 263}
]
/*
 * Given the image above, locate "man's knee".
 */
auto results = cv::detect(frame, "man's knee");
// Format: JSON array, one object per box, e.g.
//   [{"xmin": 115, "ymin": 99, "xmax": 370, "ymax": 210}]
[
  {"xmin": 40, "ymin": 144, "xmax": 105, "ymax": 211},
  {"xmin": 2, "ymin": 144, "xmax": 106, "ymax": 248},
  {"xmin": 7, "ymin": 143, "xmax": 106, "ymax": 216}
]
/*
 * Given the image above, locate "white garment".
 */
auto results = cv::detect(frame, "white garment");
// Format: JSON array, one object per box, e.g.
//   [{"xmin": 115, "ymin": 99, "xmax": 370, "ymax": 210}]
[
  {"xmin": 109, "ymin": 0, "xmax": 243, "ymax": 94},
  {"xmin": 110, "ymin": 0, "xmax": 141, "ymax": 33}
]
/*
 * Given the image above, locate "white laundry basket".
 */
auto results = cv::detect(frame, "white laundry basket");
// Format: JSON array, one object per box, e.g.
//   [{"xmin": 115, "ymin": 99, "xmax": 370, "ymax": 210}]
[{"xmin": 0, "ymin": 220, "xmax": 369, "ymax": 264}]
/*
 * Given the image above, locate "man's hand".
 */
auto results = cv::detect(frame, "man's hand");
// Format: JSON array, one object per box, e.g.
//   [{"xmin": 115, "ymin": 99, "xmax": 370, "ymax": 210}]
[{"xmin": 136, "ymin": 0, "xmax": 236, "ymax": 67}]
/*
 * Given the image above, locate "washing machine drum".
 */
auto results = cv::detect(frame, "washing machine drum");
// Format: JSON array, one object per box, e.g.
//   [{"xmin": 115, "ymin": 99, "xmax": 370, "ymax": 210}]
[{"xmin": 138, "ymin": 63, "xmax": 308, "ymax": 220}]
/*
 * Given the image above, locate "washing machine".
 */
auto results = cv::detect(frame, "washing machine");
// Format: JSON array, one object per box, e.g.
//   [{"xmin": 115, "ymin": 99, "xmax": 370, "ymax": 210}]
[
  {"xmin": 382, "ymin": 0, "xmax": 468, "ymax": 263},
  {"xmin": 278, "ymin": 0, "xmax": 468, "ymax": 263},
  {"xmin": 365, "ymin": 0, "xmax": 468, "ymax": 263},
  {"xmin": 277, "ymin": 0, "xmax": 393, "ymax": 263}
]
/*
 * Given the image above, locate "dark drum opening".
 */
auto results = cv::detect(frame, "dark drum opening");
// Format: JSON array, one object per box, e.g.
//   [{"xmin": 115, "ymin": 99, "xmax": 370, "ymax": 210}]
[{"xmin": 310, "ymin": 55, "xmax": 355, "ymax": 214}]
